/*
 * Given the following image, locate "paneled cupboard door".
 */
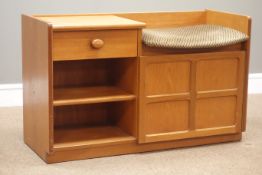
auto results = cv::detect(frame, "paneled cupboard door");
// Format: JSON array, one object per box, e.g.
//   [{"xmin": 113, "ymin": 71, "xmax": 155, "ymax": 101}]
[{"xmin": 139, "ymin": 51, "xmax": 245, "ymax": 143}]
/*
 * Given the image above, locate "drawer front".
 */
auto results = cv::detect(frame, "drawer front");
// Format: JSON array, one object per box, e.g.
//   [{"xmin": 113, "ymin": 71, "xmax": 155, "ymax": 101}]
[{"xmin": 52, "ymin": 29, "xmax": 138, "ymax": 61}]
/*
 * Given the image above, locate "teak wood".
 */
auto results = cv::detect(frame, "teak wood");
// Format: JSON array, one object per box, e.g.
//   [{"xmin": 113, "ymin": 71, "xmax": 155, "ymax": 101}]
[
  {"xmin": 139, "ymin": 51, "xmax": 245, "ymax": 143},
  {"xmin": 22, "ymin": 10, "xmax": 251, "ymax": 163},
  {"xmin": 22, "ymin": 15, "xmax": 53, "ymax": 158}
]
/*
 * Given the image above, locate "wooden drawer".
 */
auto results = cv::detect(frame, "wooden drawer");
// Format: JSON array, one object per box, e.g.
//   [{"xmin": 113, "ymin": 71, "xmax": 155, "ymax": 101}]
[{"xmin": 52, "ymin": 29, "xmax": 138, "ymax": 61}]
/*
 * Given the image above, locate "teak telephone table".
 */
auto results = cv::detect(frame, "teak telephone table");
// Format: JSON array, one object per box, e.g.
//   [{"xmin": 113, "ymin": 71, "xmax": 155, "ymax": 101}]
[{"xmin": 22, "ymin": 10, "xmax": 251, "ymax": 163}]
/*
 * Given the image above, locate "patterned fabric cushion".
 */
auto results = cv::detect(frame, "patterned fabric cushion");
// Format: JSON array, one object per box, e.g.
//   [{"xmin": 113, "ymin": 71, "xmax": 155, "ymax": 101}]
[{"xmin": 142, "ymin": 24, "xmax": 249, "ymax": 49}]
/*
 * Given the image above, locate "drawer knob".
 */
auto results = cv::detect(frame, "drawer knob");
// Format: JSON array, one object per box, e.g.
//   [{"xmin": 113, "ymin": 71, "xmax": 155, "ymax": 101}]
[{"xmin": 91, "ymin": 39, "xmax": 104, "ymax": 49}]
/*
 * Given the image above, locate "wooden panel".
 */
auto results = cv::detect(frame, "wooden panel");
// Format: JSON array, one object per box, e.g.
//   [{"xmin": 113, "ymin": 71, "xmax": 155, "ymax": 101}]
[
  {"xmin": 54, "ymin": 103, "xmax": 108, "ymax": 128},
  {"xmin": 139, "ymin": 55, "xmax": 192, "ymax": 143},
  {"xmin": 22, "ymin": 15, "xmax": 53, "ymax": 159},
  {"xmin": 110, "ymin": 58, "xmax": 138, "ymax": 94},
  {"xmin": 110, "ymin": 101, "xmax": 137, "ymax": 137},
  {"xmin": 53, "ymin": 59, "xmax": 110, "ymax": 88},
  {"xmin": 36, "ymin": 15, "xmax": 145, "ymax": 31},
  {"xmin": 196, "ymin": 58, "xmax": 239, "ymax": 91},
  {"xmin": 242, "ymin": 18, "xmax": 252, "ymax": 131},
  {"xmin": 112, "ymin": 11, "xmax": 205, "ymax": 28},
  {"xmin": 145, "ymin": 61, "xmax": 190, "ymax": 95},
  {"xmin": 53, "ymin": 86, "xmax": 135, "ymax": 106},
  {"xmin": 195, "ymin": 52, "xmax": 245, "ymax": 133},
  {"xmin": 144, "ymin": 100, "xmax": 189, "ymax": 135},
  {"xmin": 139, "ymin": 51, "xmax": 245, "ymax": 143},
  {"xmin": 195, "ymin": 97, "xmax": 237, "ymax": 129},
  {"xmin": 47, "ymin": 133, "xmax": 241, "ymax": 163},
  {"xmin": 53, "ymin": 29, "xmax": 138, "ymax": 61},
  {"xmin": 206, "ymin": 10, "xmax": 251, "ymax": 35}
]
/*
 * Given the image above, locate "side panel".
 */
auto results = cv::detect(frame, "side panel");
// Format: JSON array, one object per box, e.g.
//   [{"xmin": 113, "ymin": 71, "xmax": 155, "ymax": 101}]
[
  {"xmin": 206, "ymin": 11, "xmax": 251, "ymax": 131},
  {"xmin": 22, "ymin": 15, "xmax": 53, "ymax": 159},
  {"xmin": 206, "ymin": 10, "xmax": 250, "ymax": 34},
  {"xmin": 139, "ymin": 51, "xmax": 245, "ymax": 143}
]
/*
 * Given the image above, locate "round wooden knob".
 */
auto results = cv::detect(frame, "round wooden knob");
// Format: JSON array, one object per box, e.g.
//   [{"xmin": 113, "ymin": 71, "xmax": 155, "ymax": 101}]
[{"xmin": 91, "ymin": 39, "xmax": 104, "ymax": 49}]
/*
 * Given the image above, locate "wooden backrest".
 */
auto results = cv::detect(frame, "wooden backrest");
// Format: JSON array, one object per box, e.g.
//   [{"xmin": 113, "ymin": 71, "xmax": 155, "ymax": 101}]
[{"xmin": 116, "ymin": 11, "xmax": 206, "ymax": 28}]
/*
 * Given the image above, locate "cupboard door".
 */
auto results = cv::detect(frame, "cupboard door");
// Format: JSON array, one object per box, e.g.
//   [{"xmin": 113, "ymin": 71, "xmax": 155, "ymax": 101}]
[
  {"xmin": 139, "ymin": 52, "xmax": 245, "ymax": 143},
  {"xmin": 139, "ymin": 56, "xmax": 191, "ymax": 143},
  {"xmin": 194, "ymin": 55, "xmax": 245, "ymax": 134}
]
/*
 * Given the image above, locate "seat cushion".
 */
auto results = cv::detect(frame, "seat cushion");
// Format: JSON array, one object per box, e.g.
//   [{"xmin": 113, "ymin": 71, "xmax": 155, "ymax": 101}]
[{"xmin": 142, "ymin": 24, "xmax": 248, "ymax": 49}]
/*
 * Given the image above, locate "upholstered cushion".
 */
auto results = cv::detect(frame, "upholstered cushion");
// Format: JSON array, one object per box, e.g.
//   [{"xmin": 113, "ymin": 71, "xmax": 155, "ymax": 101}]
[{"xmin": 142, "ymin": 24, "xmax": 248, "ymax": 49}]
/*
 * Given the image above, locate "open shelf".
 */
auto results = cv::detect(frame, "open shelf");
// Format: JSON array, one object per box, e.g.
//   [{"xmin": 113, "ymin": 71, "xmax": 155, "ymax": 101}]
[
  {"xmin": 53, "ymin": 101, "xmax": 137, "ymax": 150},
  {"xmin": 54, "ymin": 125, "xmax": 136, "ymax": 151},
  {"xmin": 53, "ymin": 86, "xmax": 136, "ymax": 106},
  {"xmin": 52, "ymin": 58, "xmax": 138, "ymax": 151},
  {"xmin": 53, "ymin": 58, "xmax": 137, "ymax": 105}
]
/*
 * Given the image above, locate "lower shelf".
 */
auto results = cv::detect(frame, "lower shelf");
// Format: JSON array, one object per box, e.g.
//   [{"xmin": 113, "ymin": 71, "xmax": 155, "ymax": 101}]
[{"xmin": 54, "ymin": 126, "xmax": 136, "ymax": 151}]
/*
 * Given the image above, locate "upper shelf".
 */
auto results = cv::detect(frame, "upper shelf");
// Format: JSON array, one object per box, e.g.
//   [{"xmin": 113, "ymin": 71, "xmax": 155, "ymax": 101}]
[{"xmin": 35, "ymin": 15, "xmax": 146, "ymax": 31}]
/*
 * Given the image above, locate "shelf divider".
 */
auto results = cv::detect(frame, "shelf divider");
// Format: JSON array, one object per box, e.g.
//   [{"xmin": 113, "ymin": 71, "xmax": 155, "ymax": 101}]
[{"xmin": 53, "ymin": 86, "xmax": 136, "ymax": 106}]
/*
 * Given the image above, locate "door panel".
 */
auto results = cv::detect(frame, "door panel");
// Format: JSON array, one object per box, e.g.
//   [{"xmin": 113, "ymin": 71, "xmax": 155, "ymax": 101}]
[
  {"xmin": 196, "ymin": 58, "xmax": 238, "ymax": 91},
  {"xmin": 139, "ymin": 52, "xmax": 245, "ymax": 143},
  {"xmin": 145, "ymin": 61, "xmax": 190, "ymax": 95},
  {"xmin": 195, "ymin": 96, "xmax": 237, "ymax": 129},
  {"xmin": 144, "ymin": 100, "xmax": 189, "ymax": 134}
]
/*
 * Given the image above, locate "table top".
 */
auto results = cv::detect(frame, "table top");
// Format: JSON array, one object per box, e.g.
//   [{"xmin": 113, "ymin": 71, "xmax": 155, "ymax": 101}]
[{"xmin": 35, "ymin": 15, "xmax": 146, "ymax": 31}]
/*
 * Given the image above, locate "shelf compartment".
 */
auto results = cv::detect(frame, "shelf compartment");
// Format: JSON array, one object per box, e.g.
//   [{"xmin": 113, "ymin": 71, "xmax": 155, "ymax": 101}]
[
  {"xmin": 53, "ymin": 86, "xmax": 136, "ymax": 106},
  {"xmin": 54, "ymin": 125, "xmax": 136, "ymax": 151},
  {"xmin": 53, "ymin": 101, "xmax": 137, "ymax": 151}
]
